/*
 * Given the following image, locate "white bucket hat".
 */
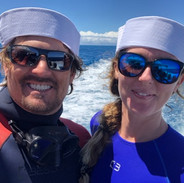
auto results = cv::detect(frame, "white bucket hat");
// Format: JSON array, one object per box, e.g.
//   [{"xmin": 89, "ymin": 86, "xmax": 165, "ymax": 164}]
[
  {"xmin": 116, "ymin": 16, "xmax": 184, "ymax": 63},
  {"xmin": 0, "ymin": 7, "xmax": 80, "ymax": 56}
]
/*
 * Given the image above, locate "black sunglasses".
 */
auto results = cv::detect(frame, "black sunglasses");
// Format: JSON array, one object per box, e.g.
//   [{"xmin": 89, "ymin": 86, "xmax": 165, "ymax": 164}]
[
  {"xmin": 118, "ymin": 52, "xmax": 184, "ymax": 84},
  {"xmin": 7, "ymin": 45, "xmax": 75, "ymax": 71}
]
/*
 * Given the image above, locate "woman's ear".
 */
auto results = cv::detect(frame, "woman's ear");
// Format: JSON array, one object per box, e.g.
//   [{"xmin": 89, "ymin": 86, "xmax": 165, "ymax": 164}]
[
  {"xmin": 114, "ymin": 62, "xmax": 119, "ymax": 79},
  {"xmin": 173, "ymin": 74, "xmax": 184, "ymax": 92}
]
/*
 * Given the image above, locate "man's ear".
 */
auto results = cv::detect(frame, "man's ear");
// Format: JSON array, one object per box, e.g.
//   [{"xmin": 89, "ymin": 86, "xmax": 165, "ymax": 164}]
[{"xmin": 69, "ymin": 71, "xmax": 76, "ymax": 84}]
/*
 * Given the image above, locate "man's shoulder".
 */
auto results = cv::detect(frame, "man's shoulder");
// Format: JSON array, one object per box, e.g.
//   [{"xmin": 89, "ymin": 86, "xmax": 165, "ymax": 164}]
[{"xmin": 60, "ymin": 117, "xmax": 91, "ymax": 148}]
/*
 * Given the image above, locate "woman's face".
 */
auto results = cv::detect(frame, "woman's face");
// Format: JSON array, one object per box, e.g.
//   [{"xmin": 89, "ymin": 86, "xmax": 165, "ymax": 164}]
[{"xmin": 115, "ymin": 47, "xmax": 184, "ymax": 117}]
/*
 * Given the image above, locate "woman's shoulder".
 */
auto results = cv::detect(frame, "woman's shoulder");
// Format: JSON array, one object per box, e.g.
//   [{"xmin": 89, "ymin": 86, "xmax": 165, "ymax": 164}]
[
  {"xmin": 90, "ymin": 110, "xmax": 103, "ymax": 135},
  {"xmin": 167, "ymin": 125, "xmax": 184, "ymax": 143},
  {"xmin": 157, "ymin": 125, "xmax": 184, "ymax": 152}
]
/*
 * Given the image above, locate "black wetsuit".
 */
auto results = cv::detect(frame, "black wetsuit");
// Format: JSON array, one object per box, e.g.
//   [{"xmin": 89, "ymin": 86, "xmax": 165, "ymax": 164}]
[{"xmin": 0, "ymin": 87, "xmax": 81, "ymax": 183}]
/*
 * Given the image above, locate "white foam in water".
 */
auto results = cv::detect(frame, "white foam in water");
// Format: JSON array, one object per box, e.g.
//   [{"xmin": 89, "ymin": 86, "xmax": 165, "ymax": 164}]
[
  {"xmin": 62, "ymin": 58, "xmax": 184, "ymax": 135},
  {"xmin": 163, "ymin": 87, "xmax": 184, "ymax": 135},
  {"xmin": 62, "ymin": 58, "xmax": 114, "ymax": 132}
]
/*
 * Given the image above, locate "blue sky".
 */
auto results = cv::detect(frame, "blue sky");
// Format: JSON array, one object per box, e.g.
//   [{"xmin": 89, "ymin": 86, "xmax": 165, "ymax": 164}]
[{"xmin": 1, "ymin": 0, "xmax": 184, "ymax": 45}]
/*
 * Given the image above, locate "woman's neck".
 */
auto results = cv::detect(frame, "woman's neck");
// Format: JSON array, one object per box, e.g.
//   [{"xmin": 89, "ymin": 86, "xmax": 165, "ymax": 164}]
[{"xmin": 118, "ymin": 109, "xmax": 168, "ymax": 143}]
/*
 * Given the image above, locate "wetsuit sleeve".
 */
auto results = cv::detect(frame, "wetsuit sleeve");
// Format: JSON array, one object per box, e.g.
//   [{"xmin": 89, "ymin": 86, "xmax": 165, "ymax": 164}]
[
  {"xmin": 90, "ymin": 110, "xmax": 102, "ymax": 135},
  {"xmin": 60, "ymin": 117, "xmax": 91, "ymax": 148},
  {"xmin": 0, "ymin": 113, "xmax": 12, "ymax": 148}
]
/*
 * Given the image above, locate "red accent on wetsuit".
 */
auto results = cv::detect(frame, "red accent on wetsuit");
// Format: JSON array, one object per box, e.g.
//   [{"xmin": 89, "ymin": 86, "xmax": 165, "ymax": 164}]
[
  {"xmin": 60, "ymin": 117, "xmax": 91, "ymax": 148},
  {"xmin": 0, "ymin": 114, "xmax": 91, "ymax": 149}
]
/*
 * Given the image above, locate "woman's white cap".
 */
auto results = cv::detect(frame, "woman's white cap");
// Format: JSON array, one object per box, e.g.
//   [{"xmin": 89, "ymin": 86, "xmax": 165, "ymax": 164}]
[
  {"xmin": 116, "ymin": 16, "xmax": 184, "ymax": 63},
  {"xmin": 0, "ymin": 7, "xmax": 80, "ymax": 56}
]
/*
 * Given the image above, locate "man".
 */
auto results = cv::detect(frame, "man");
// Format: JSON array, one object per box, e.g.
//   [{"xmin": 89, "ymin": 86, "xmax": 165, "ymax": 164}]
[{"xmin": 0, "ymin": 7, "xmax": 91, "ymax": 183}]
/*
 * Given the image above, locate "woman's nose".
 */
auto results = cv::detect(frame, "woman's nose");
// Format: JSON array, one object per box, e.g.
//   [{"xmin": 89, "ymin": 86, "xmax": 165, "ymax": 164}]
[{"xmin": 138, "ymin": 66, "xmax": 154, "ymax": 83}]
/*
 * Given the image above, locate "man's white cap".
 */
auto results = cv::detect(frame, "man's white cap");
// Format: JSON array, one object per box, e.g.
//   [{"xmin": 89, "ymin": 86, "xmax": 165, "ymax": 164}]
[
  {"xmin": 0, "ymin": 7, "xmax": 80, "ymax": 56},
  {"xmin": 116, "ymin": 16, "xmax": 184, "ymax": 63}
]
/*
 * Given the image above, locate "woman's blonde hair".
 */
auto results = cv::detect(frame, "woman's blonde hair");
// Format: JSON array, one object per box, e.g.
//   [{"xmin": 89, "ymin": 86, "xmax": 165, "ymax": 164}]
[{"xmin": 79, "ymin": 56, "xmax": 121, "ymax": 182}]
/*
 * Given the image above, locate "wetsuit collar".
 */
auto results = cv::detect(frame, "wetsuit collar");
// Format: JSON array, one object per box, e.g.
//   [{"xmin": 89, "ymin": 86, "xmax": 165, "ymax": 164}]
[{"xmin": 0, "ymin": 87, "xmax": 63, "ymax": 131}]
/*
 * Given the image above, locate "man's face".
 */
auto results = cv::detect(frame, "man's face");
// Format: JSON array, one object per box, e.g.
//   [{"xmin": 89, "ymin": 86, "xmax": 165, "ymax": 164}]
[{"xmin": 4, "ymin": 36, "xmax": 75, "ymax": 115}]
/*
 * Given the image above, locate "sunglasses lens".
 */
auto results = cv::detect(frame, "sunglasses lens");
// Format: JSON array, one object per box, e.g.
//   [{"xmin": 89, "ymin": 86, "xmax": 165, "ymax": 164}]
[
  {"xmin": 10, "ymin": 46, "xmax": 38, "ymax": 66},
  {"xmin": 118, "ymin": 53, "xmax": 145, "ymax": 77},
  {"xmin": 47, "ymin": 52, "xmax": 72, "ymax": 71},
  {"xmin": 8, "ymin": 45, "xmax": 74, "ymax": 71},
  {"xmin": 118, "ymin": 52, "xmax": 183, "ymax": 84},
  {"xmin": 152, "ymin": 60, "xmax": 182, "ymax": 84}
]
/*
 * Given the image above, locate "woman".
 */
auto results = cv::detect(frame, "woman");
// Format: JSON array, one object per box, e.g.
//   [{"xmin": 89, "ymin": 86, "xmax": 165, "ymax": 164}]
[{"xmin": 80, "ymin": 16, "xmax": 184, "ymax": 183}]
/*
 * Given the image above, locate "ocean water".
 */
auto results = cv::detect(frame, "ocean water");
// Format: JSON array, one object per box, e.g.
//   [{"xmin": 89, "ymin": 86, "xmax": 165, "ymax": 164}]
[
  {"xmin": 62, "ymin": 45, "xmax": 184, "ymax": 135},
  {"xmin": 0, "ymin": 45, "xmax": 184, "ymax": 135},
  {"xmin": 62, "ymin": 45, "xmax": 117, "ymax": 131}
]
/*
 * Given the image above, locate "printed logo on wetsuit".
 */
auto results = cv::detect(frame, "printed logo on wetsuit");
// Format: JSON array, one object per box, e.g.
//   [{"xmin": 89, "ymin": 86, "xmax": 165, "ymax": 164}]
[{"xmin": 110, "ymin": 160, "xmax": 121, "ymax": 172}]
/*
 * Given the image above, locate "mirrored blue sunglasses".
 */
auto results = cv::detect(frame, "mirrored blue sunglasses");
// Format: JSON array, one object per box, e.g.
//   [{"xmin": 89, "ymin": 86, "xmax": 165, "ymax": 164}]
[{"xmin": 118, "ymin": 52, "xmax": 184, "ymax": 84}]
